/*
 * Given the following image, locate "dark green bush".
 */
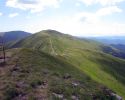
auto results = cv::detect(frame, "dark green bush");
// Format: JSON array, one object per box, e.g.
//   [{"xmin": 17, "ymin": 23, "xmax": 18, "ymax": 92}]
[
  {"xmin": 4, "ymin": 87, "xmax": 19, "ymax": 100},
  {"xmin": 30, "ymin": 79, "xmax": 42, "ymax": 88}
]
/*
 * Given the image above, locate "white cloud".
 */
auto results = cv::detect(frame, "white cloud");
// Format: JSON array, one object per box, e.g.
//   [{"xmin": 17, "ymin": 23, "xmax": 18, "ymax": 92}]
[
  {"xmin": 6, "ymin": 0, "xmax": 61, "ymax": 13},
  {"xmin": 78, "ymin": 0, "xmax": 94, "ymax": 6},
  {"xmin": 79, "ymin": 0, "xmax": 125, "ymax": 6},
  {"xmin": 75, "ymin": 2, "xmax": 81, "ymax": 7},
  {"xmin": 22, "ymin": 14, "xmax": 125, "ymax": 36},
  {"xmin": 22, "ymin": 5, "xmax": 124, "ymax": 36},
  {"xmin": 73, "ymin": 6, "xmax": 122, "ymax": 24},
  {"xmin": 4, "ymin": 0, "xmax": 125, "ymax": 36},
  {"xmin": 9, "ymin": 13, "xmax": 19, "ymax": 18},
  {"xmin": 96, "ymin": 6, "xmax": 122, "ymax": 16},
  {"xmin": 0, "ymin": 12, "xmax": 3, "ymax": 16}
]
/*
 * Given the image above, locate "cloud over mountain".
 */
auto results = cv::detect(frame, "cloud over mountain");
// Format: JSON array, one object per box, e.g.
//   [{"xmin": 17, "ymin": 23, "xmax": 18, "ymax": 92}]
[
  {"xmin": 9, "ymin": 13, "xmax": 19, "ymax": 18},
  {"xmin": 6, "ymin": 0, "xmax": 61, "ymax": 13},
  {"xmin": 79, "ymin": 0, "xmax": 125, "ymax": 6},
  {"xmin": 0, "ymin": 12, "xmax": 3, "ymax": 16}
]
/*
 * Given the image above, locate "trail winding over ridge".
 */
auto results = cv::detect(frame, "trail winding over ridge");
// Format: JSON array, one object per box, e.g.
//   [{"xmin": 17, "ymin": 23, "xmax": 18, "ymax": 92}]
[{"xmin": 49, "ymin": 38, "xmax": 57, "ymax": 55}]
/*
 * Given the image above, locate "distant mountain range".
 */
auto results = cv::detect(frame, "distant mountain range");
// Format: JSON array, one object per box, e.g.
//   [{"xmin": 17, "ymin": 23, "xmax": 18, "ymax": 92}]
[
  {"xmin": 111, "ymin": 44, "xmax": 125, "ymax": 53},
  {"xmin": 89, "ymin": 36, "xmax": 125, "ymax": 44},
  {"xmin": 0, "ymin": 31, "xmax": 31, "ymax": 43},
  {"xmin": 0, "ymin": 30, "xmax": 125, "ymax": 99}
]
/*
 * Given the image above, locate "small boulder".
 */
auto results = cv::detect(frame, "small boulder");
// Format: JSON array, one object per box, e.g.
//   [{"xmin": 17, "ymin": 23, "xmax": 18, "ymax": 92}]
[
  {"xmin": 63, "ymin": 73, "xmax": 71, "ymax": 79},
  {"xmin": 52, "ymin": 93, "xmax": 64, "ymax": 99}
]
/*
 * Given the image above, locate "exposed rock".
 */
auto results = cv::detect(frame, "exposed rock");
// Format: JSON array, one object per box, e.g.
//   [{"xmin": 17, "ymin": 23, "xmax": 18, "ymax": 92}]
[
  {"xmin": 111, "ymin": 93, "xmax": 122, "ymax": 100},
  {"xmin": 15, "ymin": 93, "xmax": 28, "ymax": 100},
  {"xmin": 40, "ymin": 81, "xmax": 48, "ymax": 89},
  {"xmin": 42, "ymin": 69, "xmax": 49, "ymax": 75},
  {"xmin": 72, "ymin": 82, "xmax": 80, "ymax": 87},
  {"xmin": 102, "ymin": 87, "xmax": 122, "ymax": 100},
  {"xmin": 63, "ymin": 73, "xmax": 71, "ymax": 79},
  {"xmin": 71, "ymin": 95, "xmax": 79, "ymax": 100},
  {"xmin": 16, "ymin": 81, "xmax": 29, "ymax": 88},
  {"xmin": 52, "ymin": 93, "xmax": 64, "ymax": 99}
]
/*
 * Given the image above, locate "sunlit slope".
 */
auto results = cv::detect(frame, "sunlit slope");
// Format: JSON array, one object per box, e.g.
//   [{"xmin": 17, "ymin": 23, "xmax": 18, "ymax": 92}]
[
  {"xmin": 63, "ymin": 48, "xmax": 125, "ymax": 98},
  {"xmin": 0, "ymin": 48, "xmax": 116, "ymax": 100}
]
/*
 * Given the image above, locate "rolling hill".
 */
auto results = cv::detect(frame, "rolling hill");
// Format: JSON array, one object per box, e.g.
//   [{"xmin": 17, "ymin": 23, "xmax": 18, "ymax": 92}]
[
  {"xmin": 86, "ymin": 36, "xmax": 125, "ymax": 59},
  {"xmin": 8, "ymin": 30, "xmax": 125, "ymax": 59},
  {"xmin": 7, "ymin": 30, "xmax": 103, "ymax": 52},
  {"xmin": 2, "ymin": 29, "xmax": 125, "ymax": 99},
  {"xmin": 0, "ymin": 31, "xmax": 31, "ymax": 43}
]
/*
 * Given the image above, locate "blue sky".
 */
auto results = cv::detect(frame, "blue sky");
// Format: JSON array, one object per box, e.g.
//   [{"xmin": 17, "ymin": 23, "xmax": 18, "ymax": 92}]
[{"xmin": 0, "ymin": 0, "xmax": 125, "ymax": 36}]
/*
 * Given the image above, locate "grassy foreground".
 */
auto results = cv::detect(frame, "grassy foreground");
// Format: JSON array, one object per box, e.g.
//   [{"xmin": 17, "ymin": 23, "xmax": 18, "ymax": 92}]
[{"xmin": 0, "ymin": 48, "xmax": 118, "ymax": 100}]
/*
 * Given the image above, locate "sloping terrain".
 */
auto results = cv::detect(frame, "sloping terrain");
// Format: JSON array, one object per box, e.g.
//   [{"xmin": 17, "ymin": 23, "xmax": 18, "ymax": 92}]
[
  {"xmin": 5, "ymin": 30, "xmax": 125, "ymax": 99},
  {"xmin": 111, "ymin": 44, "xmax": 125, "ymax": 53},
  {"xmin": 63, "ymin": 48, "xmax": 125, "ymax": 99},
  {"xmin": 0, "ymin": 49, "xmax": 117, "ymax": 100},
  {"xmin": 0, "ymin": 31, "xmax": 31, "ymax": 43}
]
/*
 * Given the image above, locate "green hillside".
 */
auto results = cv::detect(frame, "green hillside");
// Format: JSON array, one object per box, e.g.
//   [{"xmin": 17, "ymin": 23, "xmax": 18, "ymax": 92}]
[
  {"xmin": 63, "ymin": 48, "xmax": 125, "ymax": 99},
  {"xmin": 6, "ymin": 30, "xmax": 125, "ymax": 99},
  {"xmin": 8, "ymin": 30, "xmax": 123, "ymax": 58},
  {"xmin": 8, "ymin": 30, "xmax": 104, "ymax": 54},
  {"xmin": 0, "ymin": 49, "xmax": 116, "ymax": 100}
]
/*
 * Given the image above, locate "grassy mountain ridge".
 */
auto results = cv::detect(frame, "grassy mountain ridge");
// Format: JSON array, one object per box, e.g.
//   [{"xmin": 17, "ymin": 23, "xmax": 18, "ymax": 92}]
[
  {"xmin": 8, "ymin": 30, "xmax": 106, "ymax": 53},
  {"xmin": 8, "ymin": 30, "xmax": 125, "ymax": 59},
  {"xmin": 5, "ymin": 30, "xmax": 125, "ymax": 99}
]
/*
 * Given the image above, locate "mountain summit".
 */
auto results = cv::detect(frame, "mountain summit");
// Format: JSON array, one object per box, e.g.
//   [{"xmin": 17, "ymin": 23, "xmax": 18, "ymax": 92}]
[{"xmin": 39, "ymin": 29, "xmax": 64, "ymax": 35}]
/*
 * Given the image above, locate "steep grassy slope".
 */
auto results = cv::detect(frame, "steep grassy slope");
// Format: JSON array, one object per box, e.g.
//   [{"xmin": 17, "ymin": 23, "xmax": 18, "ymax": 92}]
[
  {"xmin": 0, "ymin": 49, "xmax": 116, "ymax": 100},
  {"xmin": 7, "ymin": 30, "xmax": 125, "ymax": 99},
  {"xmin": 62, "ymin": 48, "xmax": 125, "ymax": 99}
]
